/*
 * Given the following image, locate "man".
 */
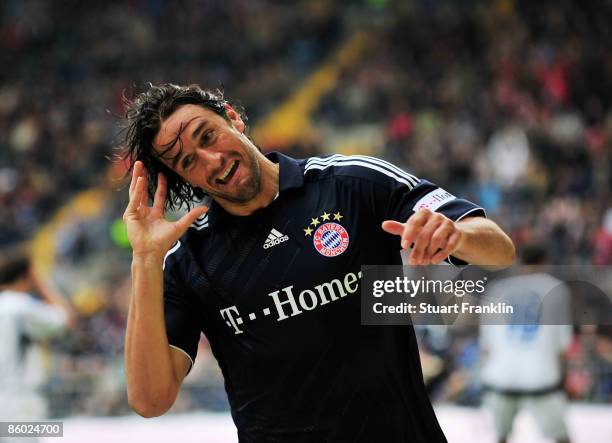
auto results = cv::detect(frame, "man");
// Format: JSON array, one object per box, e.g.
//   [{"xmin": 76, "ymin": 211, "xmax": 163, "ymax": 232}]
[
  {"xmin": 0, "ymin": 249, "xmax": 75, "ymax": 423},
  {"xmin": 122, "ymin": 83, "xmax": 514, "ymax": 442},
  {"xmin": 480, "ymin": 245, "xmax": 573, "ymax": 443}
]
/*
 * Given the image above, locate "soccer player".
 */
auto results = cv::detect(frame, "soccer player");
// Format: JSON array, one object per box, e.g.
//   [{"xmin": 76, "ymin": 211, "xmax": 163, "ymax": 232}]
[
  {"xmin": 0, "ymin": 248, "xmax": 75, "ymax": 421},
  {"xmin": 122, "ymin": 83, "xmax": 514, "ymax": 442},
  {"xmin": 480, "ymin": 245, "xmax": 573, "ymax": 443}
]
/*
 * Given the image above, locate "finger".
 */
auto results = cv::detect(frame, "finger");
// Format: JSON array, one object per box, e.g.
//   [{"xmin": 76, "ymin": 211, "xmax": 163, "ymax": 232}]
[
  {"xmin": 401, "ymin": 222, "xmax": 421, "ymax": 251},
  {"xmin": 174, "ymin": 205, "xmax": 209, "ymax": 235},
  {"xmin": 129, "ymin": 161, "xmax": 143, "ymax": 197},
  {"xmin": 138, "ymin": 171, "xmax": 149, "ymax": 208},
  {"xmin": 381, "ymin": 220, "xmax": 405, "ymax": 236},
  {"xmin": 410, "ymin": 208, "xmax": 433, "ymax": 224},
  {"xmin": 408, "ymin": 218, "xmax": 442, "ymax": 265},
  {"xmin": 430, "ymin": 231, "xmax": 462, "ymax": 264},
  {"xmin": 424, "ymin": 223, "xmax": 453, "ymax": 261},
  {"xmin": 402, "ymin": 209, "xmax": 431, "ymax": 249},
  {"xmin": 153, "ymin": 173, "xmax": 167, "ymax": 211},
  {"xmin": 125, "ymin": 176, "xmax": 144, "ymax": 214},
  {"xmin": 402, "ymin": 215, "xmax": 432, "ymax": 252}
]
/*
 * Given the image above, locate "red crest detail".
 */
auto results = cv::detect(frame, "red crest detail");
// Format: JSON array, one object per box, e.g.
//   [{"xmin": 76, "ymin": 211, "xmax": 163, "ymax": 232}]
[{"xmin": 313, "ymin": 223, "xmax": 349, "ymax": 257}]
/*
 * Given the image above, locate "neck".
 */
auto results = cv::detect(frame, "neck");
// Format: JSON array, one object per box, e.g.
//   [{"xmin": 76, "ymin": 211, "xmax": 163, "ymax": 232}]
[
  {"xmin": 1, "ymin": 278, "xmax": 31, "ymax": 294},
  {"xmin": 216, "ymin": 154, "xmax": 279, "ymax": 216}
]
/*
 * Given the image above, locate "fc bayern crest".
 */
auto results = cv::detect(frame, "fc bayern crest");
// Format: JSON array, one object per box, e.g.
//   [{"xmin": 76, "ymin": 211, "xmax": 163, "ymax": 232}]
[{"xmin": 313, "ymin": 223, "xmax": 349, "ymax": 257}]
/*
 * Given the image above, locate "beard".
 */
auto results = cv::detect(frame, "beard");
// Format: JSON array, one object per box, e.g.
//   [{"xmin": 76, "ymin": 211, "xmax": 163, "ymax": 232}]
[{"xmin": 205, "ymin": 145, "xmax": 262, "ymax": 204}]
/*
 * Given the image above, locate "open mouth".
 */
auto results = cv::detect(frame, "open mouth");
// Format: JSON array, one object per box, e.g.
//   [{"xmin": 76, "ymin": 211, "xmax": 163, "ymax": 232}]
[{"xmin": 215, "ymin": 160, "xmax": 239, "ymax": 185}]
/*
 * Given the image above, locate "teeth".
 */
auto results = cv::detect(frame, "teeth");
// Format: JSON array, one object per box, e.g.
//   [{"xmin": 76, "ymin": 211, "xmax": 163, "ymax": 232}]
[{"xmin": 219, "ymin": 161, "xmax": 236, "ymax": 181}]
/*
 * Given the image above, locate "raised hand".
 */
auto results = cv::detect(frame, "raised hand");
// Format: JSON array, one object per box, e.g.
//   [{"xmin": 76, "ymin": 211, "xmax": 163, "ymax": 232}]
[
  {"xmin": 123, "ymin": 161, "xmax": 208, "ymax": 261},
  {"xmin": 381, "ymin": 208, "xmax": 465, "ymax": 265}
]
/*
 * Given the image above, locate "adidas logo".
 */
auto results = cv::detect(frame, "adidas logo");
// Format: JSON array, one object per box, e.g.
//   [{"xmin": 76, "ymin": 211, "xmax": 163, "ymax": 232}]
[{"xmin": 263, "ymin": 228, "xmax": 289, "ymax": 249}]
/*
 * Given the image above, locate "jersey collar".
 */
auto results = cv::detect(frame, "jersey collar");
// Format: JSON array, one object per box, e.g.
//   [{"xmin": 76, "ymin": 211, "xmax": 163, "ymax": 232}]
[
  {"xmin": 206, "ymin": 151, "xmax": 304, "ymax": 227},
  {"xmin": 267, "ymin": 151, "xmax": 304, "ymax": 192}
]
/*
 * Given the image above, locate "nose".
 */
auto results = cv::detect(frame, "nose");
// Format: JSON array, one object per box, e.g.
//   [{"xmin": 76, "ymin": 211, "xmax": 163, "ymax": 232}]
[{"xmin": 197, "ymin": 148, "xmax": 224, "ymax": 176}]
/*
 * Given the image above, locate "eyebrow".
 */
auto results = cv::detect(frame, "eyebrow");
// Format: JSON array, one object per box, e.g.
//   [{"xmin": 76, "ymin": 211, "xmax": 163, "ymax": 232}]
[
  {"xmin": 190, "ymin": 119, "xmax": 210, "ymax": 141},
  {"xmin": 157, "ymin": 116, "xmax": 203, "ymax": 170}
]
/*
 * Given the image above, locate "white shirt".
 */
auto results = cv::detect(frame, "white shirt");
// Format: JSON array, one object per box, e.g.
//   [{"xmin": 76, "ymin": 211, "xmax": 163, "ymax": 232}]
[
  {"xmin": 480, "ymin": 273, "xmax": 573, "ymax": 391},
  {"xmin": 0, "ymin": 290, "xmax": 68, "ymax": 394}
]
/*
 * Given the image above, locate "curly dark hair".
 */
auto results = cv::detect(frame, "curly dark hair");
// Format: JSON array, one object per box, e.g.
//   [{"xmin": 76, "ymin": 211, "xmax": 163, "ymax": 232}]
[{"xmin": 121, "ymin": 83, "xmax": 247, "ymax": 210}]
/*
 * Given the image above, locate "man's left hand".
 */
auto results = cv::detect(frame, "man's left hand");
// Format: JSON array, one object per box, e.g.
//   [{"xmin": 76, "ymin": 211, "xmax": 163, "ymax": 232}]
[{"xmin": 382, "ymin": 209, "xmax": 465, "ymax": 265}]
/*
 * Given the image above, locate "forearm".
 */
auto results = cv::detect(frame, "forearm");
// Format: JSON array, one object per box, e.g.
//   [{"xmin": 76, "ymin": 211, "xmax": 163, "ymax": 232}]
[
  {"xmin": 452, "ymin": 217, "xmax": 515, "ymax": 267},
  {"xmin": 30, "ymin": 271, "xmax": 73, "ymax": 312},
  {"xmin": 125, "ymin": 253, "xmax": 180, "ymax": 417},
  {"xmin": 30, "ymin": 270, "xmax": 77, "ymax": 327}
]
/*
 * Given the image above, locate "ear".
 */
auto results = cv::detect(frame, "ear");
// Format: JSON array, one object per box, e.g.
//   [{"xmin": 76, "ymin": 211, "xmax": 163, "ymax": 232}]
[{"xmin": 224, "ymin": 104, "xmax": 245, "ymax": 133}]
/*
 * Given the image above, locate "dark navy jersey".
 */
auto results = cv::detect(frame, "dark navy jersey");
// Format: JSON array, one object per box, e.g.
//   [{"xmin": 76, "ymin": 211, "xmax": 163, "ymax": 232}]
[{"xmin": 162, "ymin": 152, "xmax": 485, "ymax": 442}]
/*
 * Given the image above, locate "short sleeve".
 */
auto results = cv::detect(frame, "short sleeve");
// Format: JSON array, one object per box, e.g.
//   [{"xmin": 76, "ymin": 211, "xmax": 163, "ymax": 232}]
[
  {"xmin": 384, "ymin": 178, "xmax": 485, "ymax": 226},
  {"xmin": 389, "ymin": 178, "xmax": 485, "ymax": 265},
  {"xmin": 321, "ymin": 155, "xmax": 485, "ymax": 264},
  {"xmin": 163, "ymin": 243, "xmax": 201, "ymax": 372}
]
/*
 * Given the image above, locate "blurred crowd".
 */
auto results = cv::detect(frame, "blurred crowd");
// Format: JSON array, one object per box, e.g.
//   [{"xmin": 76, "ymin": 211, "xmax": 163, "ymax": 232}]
[
  {"xmin": 0, "ymin": 0, "xmax": 340, "ymax": 246},
  {"xmin": 1, "ymin": 0, "xmax": 611, "ymax": 418},
  {"xmin": 316, "ymin": 0, "xmax": 612, "ymax": 264}
]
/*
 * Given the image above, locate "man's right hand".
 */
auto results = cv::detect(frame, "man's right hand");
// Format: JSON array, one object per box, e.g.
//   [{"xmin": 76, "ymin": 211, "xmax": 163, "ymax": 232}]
[{"xmin": 123, "ymin": 161, "xmax": 208, "ymax": 261}]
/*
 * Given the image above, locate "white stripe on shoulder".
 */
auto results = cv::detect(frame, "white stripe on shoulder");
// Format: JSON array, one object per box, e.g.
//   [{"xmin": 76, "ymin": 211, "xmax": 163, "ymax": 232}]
[
  {"xmin": 307, "ymin": 154, "xmax": 419, "ymax": 185},
  {"xmin": 354, "ymin": 155, "xmax": 419, "ymax": 185},
  {"xmin": 190, "ymin": 213, "xmax": 209, "ymax": 230},
  {"xmin": 191, "ymin": 222, "xmax": 209, "ymax": 231},
  {"xmin": 305, "ymin": 155, "xmax": 419, "ymax": 189},
  {"xmin": 305, "ymin": 154, "xmax": 346, "ymax": 168},
  {"xmin": 305, "ymin": 154, "xmax": 419, "ymax": 186},
  {"xmin": 306, "ymin": 160, "xmax": 414, "ymax": 188},
  {"xmin": 192, "ymin": 213, "xmax": 208, "ymax": 225},
  {"xmin": 162, "ymin": 240, "xmax": 182, "ymax": 270}
]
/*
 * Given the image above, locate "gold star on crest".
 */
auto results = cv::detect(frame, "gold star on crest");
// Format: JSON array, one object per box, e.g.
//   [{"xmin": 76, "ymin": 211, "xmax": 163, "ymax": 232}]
[
  {"xmin": 321, "ymin": 211, "xmax": 331, "ymax": 221},
  {"xmin": 333, "ymin": 211, "xmax": 343, "ymax": 221},
  {"xmin": 310, "ymin": 217, "xmax": 320, "ymax": 226},
  {"xmin": 304, "ymin": 227, "xmax": 313, "ymax": 236}
]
